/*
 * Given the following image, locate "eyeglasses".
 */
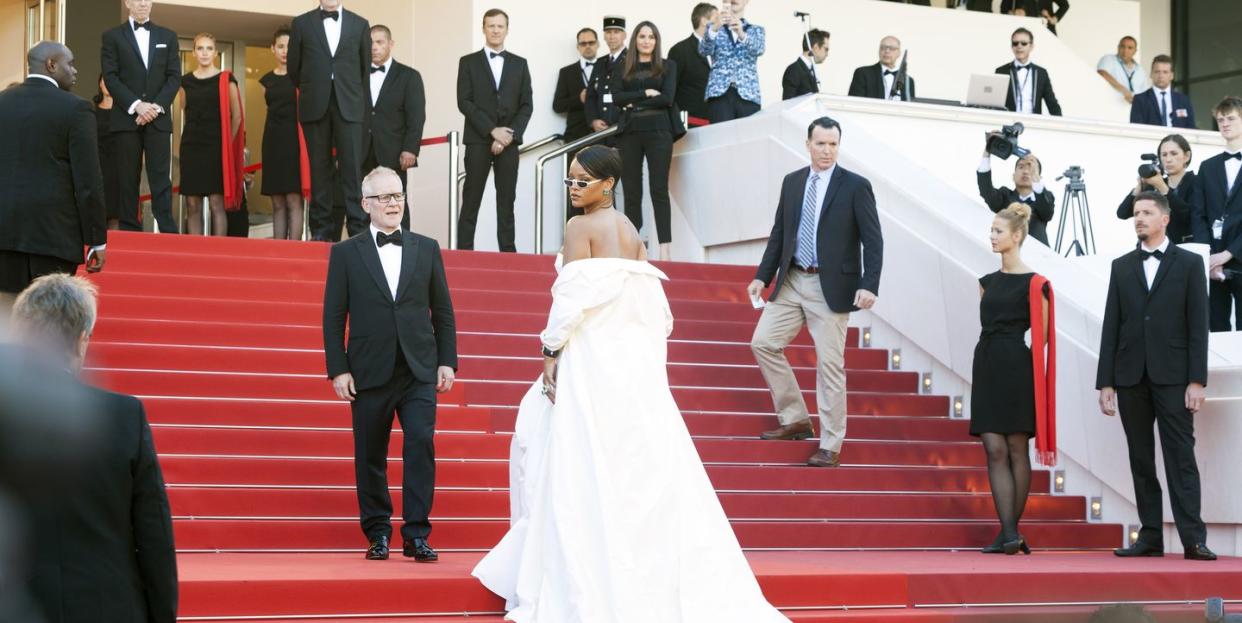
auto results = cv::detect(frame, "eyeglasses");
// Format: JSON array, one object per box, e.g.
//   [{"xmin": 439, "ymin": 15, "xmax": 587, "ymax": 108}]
[
  {"xmin": 879, "ymin": 45, "xmax": 900, "ymax": 52},
  {"xmin": 563, "ymin": 177, "xmax": 604, "ymax": 189},
  {"xmin": 1011, "ymin": 40, "xmax": 1031, "ymax": 47},
  {"xmin": 364, "ymin": 193, "xmax": 405, "ymax": 204}
]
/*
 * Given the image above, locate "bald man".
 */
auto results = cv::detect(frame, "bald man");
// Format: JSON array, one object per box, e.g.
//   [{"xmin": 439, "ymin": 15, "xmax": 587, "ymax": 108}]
[
  {"xmin": 848, "ymin": 36, "xmax": 916, "ymax": 102},
  {"xmin": 0, "ymin": 42, "xmax": 107, "ymax": 295}
]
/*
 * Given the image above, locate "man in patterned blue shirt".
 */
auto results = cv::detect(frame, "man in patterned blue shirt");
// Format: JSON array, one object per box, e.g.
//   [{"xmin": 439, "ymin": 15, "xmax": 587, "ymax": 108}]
[{"xmin": 699, "ymin": 0, "xmax": 765, "ymax": 123}]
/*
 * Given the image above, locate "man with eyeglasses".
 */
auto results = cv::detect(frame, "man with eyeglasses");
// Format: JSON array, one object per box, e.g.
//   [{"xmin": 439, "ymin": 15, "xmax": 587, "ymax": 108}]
[
  {"xmin": 995, "ymin": 27, "xmax": 1061, "ymax": 116},
  {"xmin": 323, "ymin": 166, "xmax": 458, "ymax": 564},
  {"xmin": 847, "ymin": 35, "xmax": 916, "ymax": 102},
  {"xmin": 554, "ymin": 28, "xmax": 601, "ymax": 219}
]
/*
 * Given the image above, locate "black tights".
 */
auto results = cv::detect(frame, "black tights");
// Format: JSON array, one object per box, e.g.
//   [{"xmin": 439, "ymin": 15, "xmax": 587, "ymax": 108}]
[{"xmin": 981, "ymin": 432, "xmax": 1032, "ymax": 541}]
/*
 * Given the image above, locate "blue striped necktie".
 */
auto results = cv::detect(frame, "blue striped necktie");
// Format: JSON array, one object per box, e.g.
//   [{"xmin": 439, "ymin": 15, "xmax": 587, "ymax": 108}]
[{"xmin": 795, "ymin": 173, "xmax": 820, "ymax": 269}]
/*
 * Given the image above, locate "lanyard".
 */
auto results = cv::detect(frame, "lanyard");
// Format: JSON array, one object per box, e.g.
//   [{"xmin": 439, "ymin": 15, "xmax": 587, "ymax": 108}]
[
  {"xmin": 1119, "ymin": 57, "xmax": 1136, "ymax": 91},
  {"xmin": 1014, "ymin": 66, "xmax": 1032, "ymax": 112}
]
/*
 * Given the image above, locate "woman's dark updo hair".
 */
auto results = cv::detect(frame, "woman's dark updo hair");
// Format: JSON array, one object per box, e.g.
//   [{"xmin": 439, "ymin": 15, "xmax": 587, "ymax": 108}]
[
  {"xmin": 1158, "ymin": 133, "xmax": 1193, "ymax": 167},
  {"xmin": 574, "ymin": 145, "xmax": 622, "ymax": 184},
  {"xmin": 273, "ymin": 25, "xmax": 292, "ymax": 46}
]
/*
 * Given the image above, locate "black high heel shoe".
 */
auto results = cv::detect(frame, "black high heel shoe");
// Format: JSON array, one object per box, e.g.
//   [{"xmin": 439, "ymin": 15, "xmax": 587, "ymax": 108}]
[
  {"xmin": 1019, "ymin": 536, "xmax": 1031, "ymax": 555},
  {"xmin": 981, "ymin": 533, "xmax": 1006, "ymax": 554},
  {"xmin": 1002, "ymin": 536, "xmax": 1027, "ymax": 555}
]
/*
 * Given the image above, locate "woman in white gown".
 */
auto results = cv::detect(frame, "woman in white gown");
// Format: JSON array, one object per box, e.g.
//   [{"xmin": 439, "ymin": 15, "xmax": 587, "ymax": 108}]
[{"xmin": 472, "ymin": 146, "xmax": 789, "ymax": 623}]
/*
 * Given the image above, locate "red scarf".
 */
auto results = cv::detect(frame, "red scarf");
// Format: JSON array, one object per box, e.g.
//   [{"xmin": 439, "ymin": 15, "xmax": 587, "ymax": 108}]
[
  {"xmin": 218, "ymin": 71, "xmax": 246, "ymax": 211},
  {"xmin": 1029, "ymin": 274, "xmax": 1056, "ymax": 466},
  {"xmin": 295, "ymin": 88, "xmax": 312, "ymax": 199}
]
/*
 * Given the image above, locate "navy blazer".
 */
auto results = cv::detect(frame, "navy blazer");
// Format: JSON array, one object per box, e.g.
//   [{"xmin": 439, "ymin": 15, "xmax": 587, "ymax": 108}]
[
  {"xmin": 1190, "ymin": 151, "xmax": 1242, "ymax": 270},
  {"xmin": 755, "ymin": 166, "xmax": 884, "ymax": 312},
  {"xmin": 1130, "ymin": 88, "xmax": 1196, "ymax": 129}
]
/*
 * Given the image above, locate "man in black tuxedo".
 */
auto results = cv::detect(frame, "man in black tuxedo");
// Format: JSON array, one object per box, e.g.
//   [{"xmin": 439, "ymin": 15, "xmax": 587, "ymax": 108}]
[
  {"xmin": 456, "ymin": 8, "xmax": 533, "ymax": 252},
  {"xmin": 11, "ymin": 274, "xmax": 179, "ymax": 621},
  {"xmin": 1097, "ymin": 191, "xmax": 1215, "ymax": 561},
  {"xmin": 977, "ymin": 148, "xmax": 1055, "ymax": 246},
  {"xmin": 364, "ymin": 25, "xmax": 425, "ymax": 232},
  {"xmin": 748, "ymin": 117, "xmax": 884, "ymax": 468},
  {"xmin": 847, "ymin": 36, "xmax": 917, "ymax": 102},
  {"xmin": 100, "ymin": 0, "xmax": 180, "ymax": 233},
  {"xmin": 1190, "ymin": 96, "xmax": 1242, "ymax": 331},
  {"xmin": 1130, "ymin": 55, "xmax": 1195, "ymax": 129},
  {"xmin": 668, "ymin": 4, "xmax": 716, "ymax": 120},
  {"xmin": 997, "ymin": 28, "xmax": 1061, "ymax": 116},
  {"xmin": 323, "ymin": 166, "xmax": 457, "ymax": 562},
  {"xmin": 289, "ymin": 0, "xmax": 371, "ymax": 240},
  {"xmin": 585, "ymin": 16, "xmax": 628, "ymax": 135},
  {"xmin": 0, "ymin": 43, "xmax": 106, "ymax": 296},
  {"xmin": 782, "ymin": 29, "xmax": 829, "ymax": 100}
]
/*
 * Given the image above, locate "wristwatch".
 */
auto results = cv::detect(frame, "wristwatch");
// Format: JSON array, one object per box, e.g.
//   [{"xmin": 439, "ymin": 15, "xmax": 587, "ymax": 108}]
[{"xmin": 541, "ymin": 345, "xmax": 561, "ymax": 359}]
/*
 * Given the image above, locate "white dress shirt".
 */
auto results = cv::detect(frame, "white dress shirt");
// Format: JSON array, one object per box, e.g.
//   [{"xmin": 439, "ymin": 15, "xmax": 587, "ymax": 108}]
[
  {"xmin": 323, "ymin": 5, "xmax": 343, "ymax": 58},
  {"xmin": 1152, "ymin": 86, "xmax": 1173, "ymax": 127},
  {"xmin": 1139, "ymin": 237, "xmax": 1169, "ymax": 289},
  {"xmin": 369, "ymin": 57, "xmax": 391, "ymax": 106},
  {"xmin": 801, "ymin": 55, "xmax": 818, "ymax": 87},
  {"xmin": 976, "ymin": 157, "xmax": 1047, "ymax": 195},
  {"xmin": 579, "ymin": 57, "xmax": 596, "ymax": 86},
  {"xmin": 881, "ymin": 65, "xmax": 900, "ymax": 101},
  {"xmin": 1013, "ymin": 62, "xmax": 1034, "ymax": 114},
  {"xmin": 130, "ymin": 17, "xmax": 151, "ymax": 68},
  {"xmin": 1225, "ymin": 150, "xmax": 1242, "ymax": 195},
  {"xmin": 485, "ymin": 46, "xmax": 505, "ymax": 90},
  {"xmin": 370, "ymin": 224, "xmax": 402, "ymax": 299}
]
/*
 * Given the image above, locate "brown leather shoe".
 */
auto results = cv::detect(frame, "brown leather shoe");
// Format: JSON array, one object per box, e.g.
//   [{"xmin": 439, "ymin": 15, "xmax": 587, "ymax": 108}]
[
  {"xmin": 806, "ymin": 449, "xmax": 840, "ymax": 467},
  {"xmin": 759, "ymin": 420, "xmax": 814, "ymax": 441}
]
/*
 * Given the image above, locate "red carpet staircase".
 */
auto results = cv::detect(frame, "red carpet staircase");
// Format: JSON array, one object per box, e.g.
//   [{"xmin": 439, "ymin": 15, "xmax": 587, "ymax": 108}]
[{"xmin": 83, "ymin": 231, "xmax": 1240, "ymax": 622}]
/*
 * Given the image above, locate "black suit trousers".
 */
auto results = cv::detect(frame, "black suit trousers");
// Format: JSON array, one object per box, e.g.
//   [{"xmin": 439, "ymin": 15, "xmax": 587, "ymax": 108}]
[
  {"xmin": 617, "ymin": 130, "xmax": 674, "ymax": 244},
  {"xmin": 115, "ymin": 126, "xmax": 177, "ymax": 233},
  {"xmin": 305, "ymin": 88, "xmax": 365, "ymax": 240},
  {"xmin": 460, "ymin": 143, "xmax": 519, "ymax": 252},
  {"xmin": 1116, "ymin": 377, "xmax": 1205, "ymax": 547},
  {"xmin": 350, "ymin": 355, "xmax": 437, "ymax": 541},
  {"xmin": 0, "ymin": 251, "xmax": 76, "ymax": 295},
  {"xmin": 707, "ymin": 87, "xmax": 761, "ymax": 124},
  {"xmin": 1208, "ymin": 277, "xmax": 1242, "ymax": 332}
]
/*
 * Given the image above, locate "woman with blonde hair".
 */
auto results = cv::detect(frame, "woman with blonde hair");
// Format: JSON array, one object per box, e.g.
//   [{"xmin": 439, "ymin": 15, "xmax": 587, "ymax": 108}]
[
  {"xmin": 972, "ymin": 202, "xmax": 1056, "ymax": 555},
  {"xmin": 178, "ymin": 32, "xmax": 244, "ymax": 235}
]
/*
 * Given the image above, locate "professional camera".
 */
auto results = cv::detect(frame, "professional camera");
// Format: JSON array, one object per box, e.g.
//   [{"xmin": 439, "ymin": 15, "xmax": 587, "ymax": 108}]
[
  {"xmin": 1137, "ymin": 153, "xmax": 1165, "ymax": 180},
  {"xmin": 985, "ymin": 123, "xmax": 1030, "ymax": 160}
]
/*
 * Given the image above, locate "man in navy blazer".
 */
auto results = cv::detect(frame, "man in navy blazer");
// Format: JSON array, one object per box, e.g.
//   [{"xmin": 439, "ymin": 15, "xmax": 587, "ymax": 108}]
[
  {"xmin": 748, "ymin": 117, "xmax": 883, "ymax": 468},
  {"xmin": 1130, "ymin": 55, "xmax": 1195, "ymax": 129},
  {"xmin": 1191, "ymin": 96, "xmax": 1242, "ymax": 331}
]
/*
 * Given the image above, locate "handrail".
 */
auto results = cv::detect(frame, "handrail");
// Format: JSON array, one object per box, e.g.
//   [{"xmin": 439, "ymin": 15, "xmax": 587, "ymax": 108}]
[
  {"xmin": 449, "ymin": 133, "xmax": 562, "ymax": 249},
  {"xmin": 532, "ymin": 125, "xmax": 620, "ymax": 254},
  {"xmin": 453, "ymin": 132, "xmax": 564, "ymax": 185}
]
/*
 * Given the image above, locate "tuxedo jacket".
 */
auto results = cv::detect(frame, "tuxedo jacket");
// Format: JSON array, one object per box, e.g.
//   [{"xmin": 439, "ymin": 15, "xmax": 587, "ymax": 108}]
[
  {"xmin": 0, "ymin": 78, "xmax": 106, "ymax": 264},
  {"xmin": 456, "ymin": 50, "xmax": 534, "ymax": 146},
  {"xmin": 552, "ymin": 60, "xmax": 592, "ymax": 142},
  {"xmin": 755, "ymin": 166, "xmax": 884, "ymax": 312},
  {"xmin": 977, "ymin": 169, "xmax": 1055, "ymax": 245},
  {"xmin": 782, "ymin": 58, "xmax": 819, "ymax": 100},
  {"xmin": 995, "ymin": 62, "xmax": 1062, "ymax": 116},
  {"xmin": 1190, "ymin": 151, "xmax": 1242, "ymax": 269},
  {"xmin": 364, "ymin": 61, "xmax": 426, "ymax": 168},
  {"xmin": 848, "ymin": 63, "xmax": 917, "ymax": 101},
  {"xmin": 668, "ymin": 35, "xmax": 711, "ymax": 119},
  {"xmin": 1096, "ymin": 244, "xmax": 1208, "ymax": 388},
  {"xmin": 1130, "ymin": 88, "xmax": 1196, "ymax": 129},
  {"xmin": 26, "ymin": 381, "xmax": 177, "ymax": 623},
  {"xmin": 585, "ymin": 49, "xmax": 626, "ymax": 125},
  {"xmin": 100, "ymin": 20, "xmax": 180, "ymax": 133},
  {"xmin": 1116, "ymin": 172, "xmax": 1196, "ymax": 244},
  {"xmin": 288, "ymin": 7, "xmax": 371, "ymax": 123},
  {"xmin": 323, "ymin": 230, "xmax": 457, "ymax": 390}
]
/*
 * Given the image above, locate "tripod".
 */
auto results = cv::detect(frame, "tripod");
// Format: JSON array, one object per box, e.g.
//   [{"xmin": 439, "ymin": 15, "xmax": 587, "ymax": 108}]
[{"xmin": 1053, "ymin": 170, "xmax": 1096, "ymax": 256}]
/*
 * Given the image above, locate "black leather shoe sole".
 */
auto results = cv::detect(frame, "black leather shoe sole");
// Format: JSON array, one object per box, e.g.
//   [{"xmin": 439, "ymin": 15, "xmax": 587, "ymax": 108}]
[{"xmin": 1113, "ymin": 547, "xmax": 1163, "ymax": 557}]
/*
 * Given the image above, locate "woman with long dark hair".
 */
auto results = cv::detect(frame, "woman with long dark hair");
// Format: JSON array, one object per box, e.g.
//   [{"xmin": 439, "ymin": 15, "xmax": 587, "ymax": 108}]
[
  {"xmin": 1117, "ymin": 133, "xmax": 1196, "ymax": 244},
  {"xmin": 178, "ymin": 33, "xmax": 244, "ymax": 236},
  {"xmin": 92, "ymin": 74, "xmax": 121, "ymax": 230},
  {"xmin": 260, "ymin": 25, "xmax": 306, "ymax": 240},
  {"xmin": 612, "ymin": 20, "xmax": 678, "ymax": 260}
]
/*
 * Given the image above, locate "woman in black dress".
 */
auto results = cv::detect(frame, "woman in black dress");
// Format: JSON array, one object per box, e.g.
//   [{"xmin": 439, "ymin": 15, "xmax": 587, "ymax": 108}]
[
  {"xmin": 1116, "ymin": 134, "xmax": 1196, "ymax": 244},
  {"xmin": 92, "ymin": 74, "xmax": 121, "ymax": 230},
  {"xmin": 972, "ymin": 203, "xmax": 1052, "ymax": 555},
  {"xmin": 179, "ymin": 33, "xmax": 242, "ymax": 236},
  {"xmin": 261, "ymin": 26, "xmax": 304, "ymax": 240},
  {"xmin": 612, "ymin": 21, "xmax": 677, "ymax": 261}
]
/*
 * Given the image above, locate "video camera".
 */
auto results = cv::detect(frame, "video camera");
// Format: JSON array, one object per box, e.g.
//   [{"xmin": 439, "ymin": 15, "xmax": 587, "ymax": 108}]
[
  {"xmin": 985, "ymin": 123, "xmax": 1030, "ymax": 160},
  {"xmin": 1138, "ymin": 153, "xmax": 1165, "ymax": 181}
]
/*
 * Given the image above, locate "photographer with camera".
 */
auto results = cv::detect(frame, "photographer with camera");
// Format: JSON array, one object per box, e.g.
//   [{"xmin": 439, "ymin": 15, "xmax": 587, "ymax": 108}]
[
  {"xmin": 978, "ymin": 127, "xmax": 1055, "ymax": 246},
  {"xmin": 1116, "ymin": 134, "xmax": 1195, "ymax": 244}
]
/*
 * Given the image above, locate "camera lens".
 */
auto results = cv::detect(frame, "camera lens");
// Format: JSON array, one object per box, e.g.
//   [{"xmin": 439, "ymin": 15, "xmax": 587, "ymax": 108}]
[{"xmin": 1138, "ymin": 163, "xmax": 1160, "ymax": 178}]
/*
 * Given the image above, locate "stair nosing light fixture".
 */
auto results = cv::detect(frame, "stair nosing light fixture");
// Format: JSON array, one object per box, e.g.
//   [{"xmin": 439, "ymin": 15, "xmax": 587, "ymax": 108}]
[
  {"xmin": 1090, "ymin": 496, "xmax": 1103, "ymax": 520},
  {"xmin": 890, "ymin": 348, "xmax": 901, "ymax": 371}
]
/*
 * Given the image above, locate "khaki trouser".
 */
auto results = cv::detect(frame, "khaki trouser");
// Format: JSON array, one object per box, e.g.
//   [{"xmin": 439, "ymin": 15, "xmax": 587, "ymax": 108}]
[{"xmin": 750, "ymin": 269, "xmax": 850, "ymax": 452}]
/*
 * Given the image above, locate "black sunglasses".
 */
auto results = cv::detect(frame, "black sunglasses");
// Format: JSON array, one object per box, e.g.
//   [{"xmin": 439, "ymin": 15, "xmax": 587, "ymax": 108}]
[{"xmin": 1011, "ymin": 40, "xmax": 1031, "ymax": 47}]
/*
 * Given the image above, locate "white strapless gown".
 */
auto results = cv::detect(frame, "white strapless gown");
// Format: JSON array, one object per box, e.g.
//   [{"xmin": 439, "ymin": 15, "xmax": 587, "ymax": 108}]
[{"xmin": 472, "ymin": 258, "xmax": 789, "ymax": 623}]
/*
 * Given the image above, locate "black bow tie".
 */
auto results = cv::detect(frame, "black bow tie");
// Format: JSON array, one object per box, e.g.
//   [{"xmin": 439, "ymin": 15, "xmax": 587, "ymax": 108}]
[
  {"xmin": 376, "ymin": 230, "xmax": 403, "ymax": 247},
  {"xmin": 133, "ymin": 21, "xmax": 149, "ymax": 31},
  {"xmin": 490, "ymin": 51, "xmax": 504, "ymax": 59},
  {"xmin": 1139, "ymin": 248, "xmax": 1164, "ymax": 261},
  {"xmin": 1227, "ymin": 152, "xmax": 1242, "ymax": 161},
  {"xmin": 1015, "ymin": 63, "xmax": 1030, "ymax": 70},
  {"xmin": 883, "ymin": 69, "xmax": 897, "ymax": 77},
  {"xmin": 370, "ymin": 65, "xmax": 385, "ymax": 73},
  {"xmin": 320, "ymin": 9, "xmax": 340, "ymax": 20},
  {"xmin": 584, "ymin": 61, "xmax": 594, "ymax": 67}
]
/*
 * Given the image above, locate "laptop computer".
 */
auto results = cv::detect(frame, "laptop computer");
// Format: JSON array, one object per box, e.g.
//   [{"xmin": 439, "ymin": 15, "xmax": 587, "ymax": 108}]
[{"xmin": 965, "ymin": 73, "xmax": 1010, "ymax": 110}]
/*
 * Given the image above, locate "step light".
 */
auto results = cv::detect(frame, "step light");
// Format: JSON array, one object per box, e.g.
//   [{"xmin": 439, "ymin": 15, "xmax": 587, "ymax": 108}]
[
  {"xmin": 890, "ymin": 349, "xmax": 901, "ymax": 370},
  {"xmin": 920, "ymin": 372, "xmax": 933, "ymax": 394},
  {"xmin": 1053, "ymin": 470, "xmax": 1065, "ymax": 493},
  {"xmin": 862, "ymin": 327, "xmax": 872, "ymax": 347},
  {"xmin": 1090, "ymin": 497, "xmax": 1103, "ymax": 520},
  {"xmin": 1128, "ymin": 524, "xmax": 1140, "ymax": 546},
  {"xmin": 952, "ymin": 396, "xmax": 963, "ymax": 418}
]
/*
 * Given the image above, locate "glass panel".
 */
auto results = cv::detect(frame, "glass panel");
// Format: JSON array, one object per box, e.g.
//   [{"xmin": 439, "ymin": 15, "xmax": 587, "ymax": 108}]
[
  {"xmin": 1184, "ymin": 0, "xmax": 1242, "ymax": 80},
  {"xmin": 1189, "ymin": 76, "xmax": 1242, "ymax": 131},
  {"xmin": 42, "ymin": 0, "xmax": 58, "ymax": 41},
  {"xmin": 26, "ymin": 2, "xmax": 40, "ymax": 52}
]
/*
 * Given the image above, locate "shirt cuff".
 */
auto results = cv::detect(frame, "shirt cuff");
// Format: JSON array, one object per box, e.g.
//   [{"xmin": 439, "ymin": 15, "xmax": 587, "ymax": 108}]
[
  {"xmin": 127, "ymin": 100, "xmax": 140, "ymax": 115},
  {"xmin": 1033, "ymin": 181, "xmax": 1045, "ymax": 194},
  {"xmin": 90, "ymin": 244, "xmax": 106, "ymax": 252},
  {"xmin": 977, "ymin": 156, "xmax": 992, "ymax": 173}
]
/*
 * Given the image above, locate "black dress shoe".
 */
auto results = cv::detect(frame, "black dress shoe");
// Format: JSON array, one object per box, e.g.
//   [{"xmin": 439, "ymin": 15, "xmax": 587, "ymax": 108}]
[
  {"xmin": 1114, "ymin": 541, "xmax": 1164, "ymax": 557},
  {"xmin": 403, "ymin": 537, "xmax": 438, "ymax": 562},
  {"xmin": 981, "ymin": 533, "xmax": 1006, "ymax": 554},
  {"xmin": 365, "ymin": 535, "xmax": 390, "ymax": 560},
  {"xmin": 1184, "ymin": 543, "xmax": 1217, "ymax": 561},
  {"xmin": 1002, "ymin": 536, "xmax": 1027, "ymax": 556}
]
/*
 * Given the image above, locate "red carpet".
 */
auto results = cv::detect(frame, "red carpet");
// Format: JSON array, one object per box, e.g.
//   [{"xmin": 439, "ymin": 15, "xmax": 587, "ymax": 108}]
[{"xmin": 84, "ymin": 231, "xmax": 1238, "ymax": 622}]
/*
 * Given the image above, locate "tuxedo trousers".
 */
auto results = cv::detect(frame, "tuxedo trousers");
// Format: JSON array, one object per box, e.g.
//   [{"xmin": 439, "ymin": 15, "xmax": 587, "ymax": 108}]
[
  {"xmin": 1116, "ymin": 376, "xmax": 1206, "ymax": 548},
  {"xmin": 750, "ymin": 268, "xmax": 850, "ymax": 452},
  {"xmin": 114, "ymin": 125, "xmax": 177, "ymax": 233},
  {"xmin": 350, "ymin": 354, "xmax": 438, "ymax": 541},
  {"xmin": 459, "ymin": 143, "xmax": 518, "ymax": 252},
  {"xmin": 305, "ymin": 88, "xmax": 365, "ymax": 240},
  {"xmin": 0, "ymin": 251, "xmax": 76, "ymax": 295}
]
